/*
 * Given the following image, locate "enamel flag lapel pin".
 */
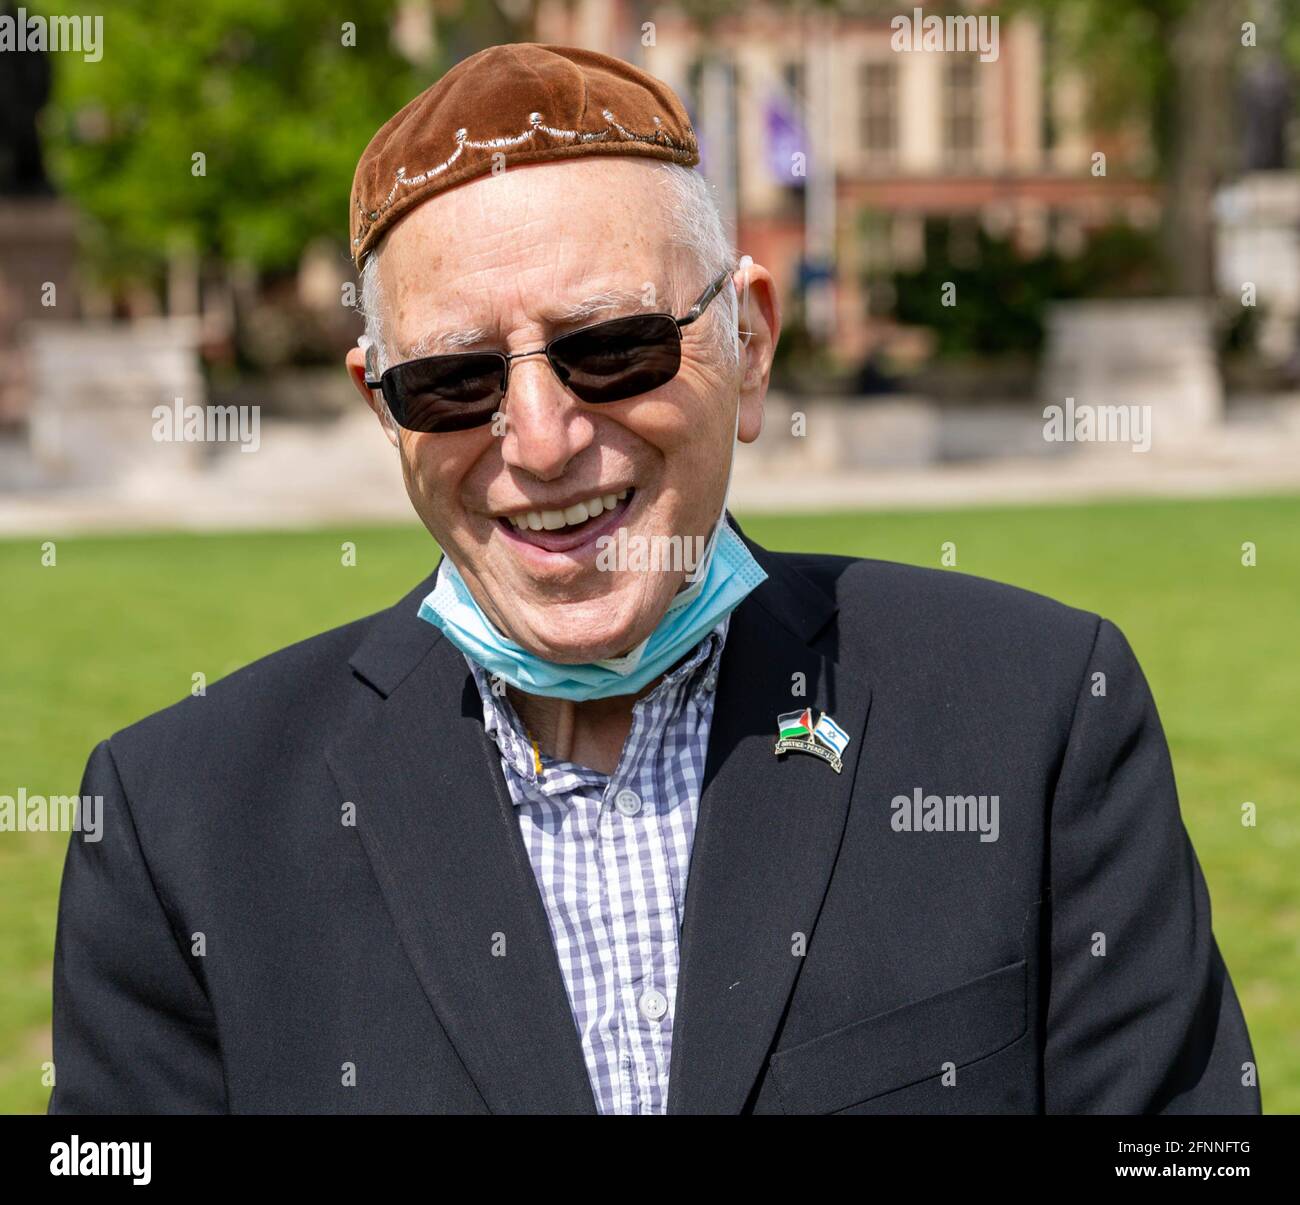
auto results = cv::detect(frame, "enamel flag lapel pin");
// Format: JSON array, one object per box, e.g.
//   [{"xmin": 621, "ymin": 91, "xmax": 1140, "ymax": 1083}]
[{"xmin": 774, "ymin": 708, "xmax": 851, "ymax": 773}]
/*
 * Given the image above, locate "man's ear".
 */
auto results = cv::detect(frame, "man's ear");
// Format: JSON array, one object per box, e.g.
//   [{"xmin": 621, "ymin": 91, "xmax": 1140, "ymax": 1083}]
[
  {"xmin": 346, "ymin": 344, "xmax": 400, "ymax": 448},
  {"xmin": 735, "ymin": 260, "xmax": 780, "ymax": 444}
]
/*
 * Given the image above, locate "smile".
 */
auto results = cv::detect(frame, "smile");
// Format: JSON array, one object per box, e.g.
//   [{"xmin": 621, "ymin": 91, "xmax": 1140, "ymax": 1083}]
[
  {"xmin": 505, "ymin": 489, "xmax": 630, "ymax": 533},
  {"xmin": 498, "ymin": 489, "xmax": 636, "ymax": 555}
]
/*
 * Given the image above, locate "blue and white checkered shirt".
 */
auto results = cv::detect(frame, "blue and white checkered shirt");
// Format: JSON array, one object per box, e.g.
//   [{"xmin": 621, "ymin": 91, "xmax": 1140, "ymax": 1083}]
[{"xmin": 466, "ymin": 619, "xmax": 727, "ymax": 1115}]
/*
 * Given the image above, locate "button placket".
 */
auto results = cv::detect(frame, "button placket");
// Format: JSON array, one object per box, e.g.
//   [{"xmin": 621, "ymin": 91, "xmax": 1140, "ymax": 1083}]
[{"xmin": 466, "ymin": 623, "xmax": 727, "ymax": 1115}]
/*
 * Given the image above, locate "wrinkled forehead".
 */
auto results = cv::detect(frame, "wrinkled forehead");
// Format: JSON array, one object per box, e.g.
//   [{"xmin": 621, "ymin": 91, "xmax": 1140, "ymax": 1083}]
[{"xmin": 374, "ymin": 158, "xmax": 691, "ymax": 355}]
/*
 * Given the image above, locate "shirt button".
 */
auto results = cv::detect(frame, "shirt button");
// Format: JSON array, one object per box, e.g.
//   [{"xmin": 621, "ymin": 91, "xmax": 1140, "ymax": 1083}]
[
  {"xmin": 639, "ymin": 988, "xmax": 669, "ymax": 1022},
  {"xmin": 614, "ymin": 788, "xmax": 642, "ymax": 817}
]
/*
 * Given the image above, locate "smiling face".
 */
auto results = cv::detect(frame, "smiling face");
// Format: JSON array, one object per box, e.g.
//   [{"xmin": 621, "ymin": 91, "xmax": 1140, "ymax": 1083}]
[{"xmin": 346, "ymin": 157, "xmax": 778, "ymax": 664}]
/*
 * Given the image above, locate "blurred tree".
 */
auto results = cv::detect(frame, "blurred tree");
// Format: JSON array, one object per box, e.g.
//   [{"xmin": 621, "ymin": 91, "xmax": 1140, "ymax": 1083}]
[
  {"xmin": 1013, "ymin": 0, "xmax": 1239, "ymax": 297},
  {"xmin": 891, "ymin": 219, "xmax": 1166, "ymax": 358},
  {"xmin": 39, "ymin": 0, "xmax": 533, "ymax": 287}
]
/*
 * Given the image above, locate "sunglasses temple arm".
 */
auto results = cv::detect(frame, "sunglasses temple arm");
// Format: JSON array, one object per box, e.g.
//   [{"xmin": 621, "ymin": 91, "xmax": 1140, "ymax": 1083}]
[
  {"xmin": 677, "ymin": 263, "xmax": 752, "ymax": 348},
  {"xmin": 676, "ymin": 268, "xmax": 732, "ymax": 328}
]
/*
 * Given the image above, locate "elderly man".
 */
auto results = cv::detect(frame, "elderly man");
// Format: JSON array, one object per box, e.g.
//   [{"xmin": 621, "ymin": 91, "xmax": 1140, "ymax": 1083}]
[{"xmin": 51, "ymin": 44, "xmax": 1256, "ymax": 1116}]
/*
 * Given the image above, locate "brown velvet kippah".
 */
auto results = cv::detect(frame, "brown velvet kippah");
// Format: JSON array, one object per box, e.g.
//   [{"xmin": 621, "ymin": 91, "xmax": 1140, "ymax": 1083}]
[{"xmin": 349, "ymin": 43, "xmax": 699, "ymax": 267}]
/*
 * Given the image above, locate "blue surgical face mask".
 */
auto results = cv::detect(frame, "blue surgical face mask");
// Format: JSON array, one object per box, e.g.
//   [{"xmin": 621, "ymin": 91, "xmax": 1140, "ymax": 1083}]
[{"xmin": 417, "ymin": 519, "xmax": 766, "ymax": 701}]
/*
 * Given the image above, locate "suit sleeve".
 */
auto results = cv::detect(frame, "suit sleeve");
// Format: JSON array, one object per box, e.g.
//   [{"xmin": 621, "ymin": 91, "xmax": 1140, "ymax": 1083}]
[
  {"xmin": 49, "ymin": 739, "xmax": 227, "ymax": 1114},
  {"xmin": 1043, "ymin": 619, "xmax": 1260, "ymax": 1114}
]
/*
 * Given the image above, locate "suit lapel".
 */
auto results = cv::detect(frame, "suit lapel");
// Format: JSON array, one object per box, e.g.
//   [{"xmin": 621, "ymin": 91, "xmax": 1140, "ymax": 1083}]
[
  {"xmin": 668, "ymin": 548, "xmax": 872, "ymax": 1113},
  {"xmin": 325, "ymin": 578, "xmax": 596, "ymax": 1114}
]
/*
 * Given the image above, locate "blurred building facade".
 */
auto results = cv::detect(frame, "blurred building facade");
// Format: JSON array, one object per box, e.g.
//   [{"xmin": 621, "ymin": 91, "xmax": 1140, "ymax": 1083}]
[{"xmin": 537, "ymin": 0, "xmax": 1158, "ymax": 363}]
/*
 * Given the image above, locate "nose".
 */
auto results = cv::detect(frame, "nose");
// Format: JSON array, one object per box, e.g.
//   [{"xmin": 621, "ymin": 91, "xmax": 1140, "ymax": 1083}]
[{"xmin": 498, "ymin": 354, "xmax": 594, "ymax": 482}]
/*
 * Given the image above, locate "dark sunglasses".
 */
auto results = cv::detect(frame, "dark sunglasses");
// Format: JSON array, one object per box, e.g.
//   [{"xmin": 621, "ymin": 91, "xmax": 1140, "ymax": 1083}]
[{"xmin": 364, "ymin": 269, "xmax": 733, "ymax": 434}]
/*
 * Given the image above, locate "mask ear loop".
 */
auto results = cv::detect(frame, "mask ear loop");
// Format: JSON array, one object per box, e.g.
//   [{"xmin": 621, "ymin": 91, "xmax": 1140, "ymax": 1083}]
[
  {"xmin": 737, "ymin": 254, "xmax": 754, "ymax": 349},
  {"xmin": 683, "ymin": 255, "xmax": 754, "ymax": 587}
]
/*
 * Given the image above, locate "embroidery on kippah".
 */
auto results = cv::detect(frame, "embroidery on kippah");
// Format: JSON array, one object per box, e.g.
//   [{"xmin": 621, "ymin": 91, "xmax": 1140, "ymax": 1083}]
[{"xmin": 354, "ymin": 109, "xmax": 696, "ymax": 251}]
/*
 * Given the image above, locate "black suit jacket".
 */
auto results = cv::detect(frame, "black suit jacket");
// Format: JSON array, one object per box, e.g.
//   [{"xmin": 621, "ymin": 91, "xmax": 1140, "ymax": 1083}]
[{"xmin": 49, "ymin": 534, "xmax": 1259, "ymax": 1114}]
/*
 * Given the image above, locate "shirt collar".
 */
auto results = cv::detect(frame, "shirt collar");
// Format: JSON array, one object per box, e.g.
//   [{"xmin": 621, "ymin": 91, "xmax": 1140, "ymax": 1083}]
[{"xmin": 467, "ymin": 616, "xmax": 729, "ymax": 790}]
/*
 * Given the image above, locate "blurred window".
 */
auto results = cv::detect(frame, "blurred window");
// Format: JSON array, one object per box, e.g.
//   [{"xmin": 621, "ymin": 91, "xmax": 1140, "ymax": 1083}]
[
  {"xmin": 858, "ymin": 60, "xmax": 898, "ymax": 162},
  {"xmin": 943, "ymin": 56, "xmax": 981, "ymax": 165},
  {"xmin": 783, "ymin": 60, "xmax": 805, "ymax": 104}
]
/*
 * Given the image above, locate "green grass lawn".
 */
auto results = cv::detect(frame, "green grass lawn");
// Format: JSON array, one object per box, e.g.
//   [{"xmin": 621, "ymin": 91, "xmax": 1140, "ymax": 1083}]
[{"xmin": 2, "ymin": 494, "xmax": 1296, "ymax": 1113}]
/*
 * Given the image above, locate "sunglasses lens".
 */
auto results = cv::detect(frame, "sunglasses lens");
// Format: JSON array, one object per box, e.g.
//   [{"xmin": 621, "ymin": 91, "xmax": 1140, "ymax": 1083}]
[
  {"xmin": 549, "ymin": 314, "xmax": 682, "ymax": 404},
  {"xmin": 383, "ymin": 353, "xmax": 506, "ymax": 433}
]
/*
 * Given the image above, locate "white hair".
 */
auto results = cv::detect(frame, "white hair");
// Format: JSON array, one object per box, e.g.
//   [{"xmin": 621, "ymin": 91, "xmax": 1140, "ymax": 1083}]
[{"xmin": 357, "ymin": 162, "xmax": 738, "ymax": 375}]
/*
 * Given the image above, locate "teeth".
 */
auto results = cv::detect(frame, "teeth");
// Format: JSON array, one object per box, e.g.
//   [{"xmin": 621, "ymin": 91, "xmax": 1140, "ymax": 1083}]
[{"xmin": 507, "ymin": 489, "xmax": 631, "ymax": 533}]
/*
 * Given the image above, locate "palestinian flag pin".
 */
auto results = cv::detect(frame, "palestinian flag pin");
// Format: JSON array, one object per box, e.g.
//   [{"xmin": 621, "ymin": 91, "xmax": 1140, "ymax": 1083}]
[{"xmin": 775, "ymin": 708, "xmax": 850, "ymax": 773}]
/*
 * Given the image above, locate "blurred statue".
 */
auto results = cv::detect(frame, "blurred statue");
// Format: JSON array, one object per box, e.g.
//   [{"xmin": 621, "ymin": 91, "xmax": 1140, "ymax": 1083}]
[
  {"xmin": 1239, "ymin": 53, "xmax": 1292, "ymax": 172},
  {"xmin": 0, "ymin": 3, "xmax": 54, "ymax": 195}
]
